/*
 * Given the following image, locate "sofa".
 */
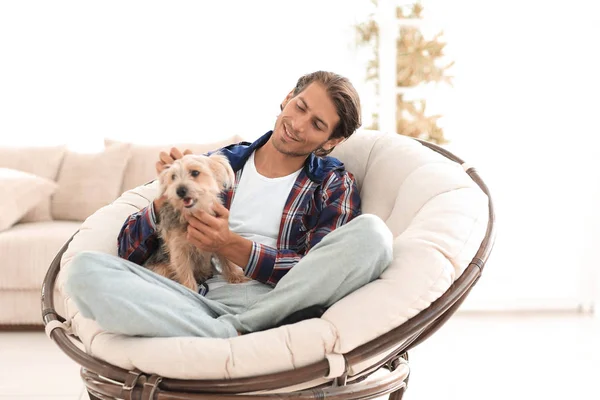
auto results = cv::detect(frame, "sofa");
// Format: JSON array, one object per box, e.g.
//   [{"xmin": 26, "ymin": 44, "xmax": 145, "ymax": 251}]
[{"xmin": 0, "ymin": 135, "xmax": 243, "ymax": 326}]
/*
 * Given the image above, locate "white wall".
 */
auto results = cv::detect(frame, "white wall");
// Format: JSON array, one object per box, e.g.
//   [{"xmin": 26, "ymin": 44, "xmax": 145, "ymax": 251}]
[
  {"xmin": 0, "ymin": 1, "xmax": 370, "ymax": 149},
  {"xmin": 421, "ymin": 0, "xmax": 600, "ymax": 310}
]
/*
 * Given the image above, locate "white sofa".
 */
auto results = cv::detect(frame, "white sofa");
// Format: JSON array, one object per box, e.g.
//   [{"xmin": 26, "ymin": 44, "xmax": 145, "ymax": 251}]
[{"xmin": 0, "ymin": 135, "xmax": 242, "ymax": 326}]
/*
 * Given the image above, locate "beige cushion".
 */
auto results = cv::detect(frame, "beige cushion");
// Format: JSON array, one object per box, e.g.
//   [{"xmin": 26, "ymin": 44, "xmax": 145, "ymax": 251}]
[
  {"xmin": 105, "ymin": 135, "xmax": 244, "ymax": 193},
  {"xmin": 51, "ymin": 144, "xmax": 131, "ymax": 221},
  {"xmin": 0, "ymin": 220, "xmax": 81, "ymax": 289},
  {"xmin": 58, "ymin": 130, "xmax": 489, "ymax": 380},
  {"xmin": 326, "ymin": 131, "xmax": 488, "ymax": 354},
  {"xmin": 0, "ymin": 145, "xmax": 66, "ymax": 222},
  {"xmin": 0, "ymin": 168, "xmax": 58, "ymax": 231}
]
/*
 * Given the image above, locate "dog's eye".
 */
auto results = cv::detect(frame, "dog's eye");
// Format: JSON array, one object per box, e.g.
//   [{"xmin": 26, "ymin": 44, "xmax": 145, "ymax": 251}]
[
  {"xmin": 171, "ymin": 174, "xmax": 176, "ymax": 180},
  {"xmin": 190, "ymin": 170, "xmax": 200, "ymax": 178}
]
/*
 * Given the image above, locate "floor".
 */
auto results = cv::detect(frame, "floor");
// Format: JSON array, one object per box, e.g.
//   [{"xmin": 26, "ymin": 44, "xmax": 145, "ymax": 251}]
[{"xmin": 0, "ymin": 312, "xmax": 598, "ymax": 400}]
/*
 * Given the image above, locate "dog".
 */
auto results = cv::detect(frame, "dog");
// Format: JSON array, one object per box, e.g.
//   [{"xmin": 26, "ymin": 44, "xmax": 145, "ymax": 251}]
[{"xmin": 144, "ymin": 152, "xmax": 248, "ymax": 292}]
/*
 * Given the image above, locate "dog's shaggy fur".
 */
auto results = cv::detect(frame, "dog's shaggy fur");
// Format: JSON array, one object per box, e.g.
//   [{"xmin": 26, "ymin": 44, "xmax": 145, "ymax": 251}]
[{"xmin": 144, "ymin": 153, "xmax": 247, "ymax": 291}]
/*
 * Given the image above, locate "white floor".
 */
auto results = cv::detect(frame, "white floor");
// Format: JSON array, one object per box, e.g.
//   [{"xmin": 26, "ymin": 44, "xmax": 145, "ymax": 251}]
[{"xmin": 0, "ymin": 313, "xmax": 598, "ymax": 400}]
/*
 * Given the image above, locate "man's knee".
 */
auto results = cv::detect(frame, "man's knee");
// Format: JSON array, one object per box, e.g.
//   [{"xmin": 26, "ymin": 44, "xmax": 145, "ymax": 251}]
[
  {"xmin": 342, "ymin": 214, "xmax": 393, "ymax": 276},
  {"xmin": 64, "ymin": 251, "xmax": 107, "ymax": 297},
  {"xmin": 352, "ymin": 214, "xmax": 393, "ymax": 252}
]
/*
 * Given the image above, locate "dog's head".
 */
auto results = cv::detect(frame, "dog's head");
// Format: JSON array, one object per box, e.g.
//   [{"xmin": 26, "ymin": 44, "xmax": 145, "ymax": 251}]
[{"xmin": 158, "ymin": 153, "xmax": 235, "ymax": 214}]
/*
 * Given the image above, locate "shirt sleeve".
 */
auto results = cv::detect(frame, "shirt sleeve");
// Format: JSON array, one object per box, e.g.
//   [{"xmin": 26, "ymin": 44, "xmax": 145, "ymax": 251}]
[
  {"xmin": 117, "ymin": 202, "xmax": 160, "ymax": 265},
  {"xmin": 244, "ymin": 170, "xmax": 361, "ymax": 286}
]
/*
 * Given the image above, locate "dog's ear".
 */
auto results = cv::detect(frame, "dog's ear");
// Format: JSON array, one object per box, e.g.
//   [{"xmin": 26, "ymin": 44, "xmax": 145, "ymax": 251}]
[
  {"xmin": 208, "ymin": 153, "xmax": 235, "ymax": 189},
  {"xmin": 157, "ymin": 163, "xmax": 173, "ymax": 195}
]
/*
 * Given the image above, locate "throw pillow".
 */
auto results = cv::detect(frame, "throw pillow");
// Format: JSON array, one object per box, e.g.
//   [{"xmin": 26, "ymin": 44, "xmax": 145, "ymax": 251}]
[
  {"xmin": 51, "ymin": 143, "xmax": 131, "ymax": 221},
  {"xmin": 0, "ymin": 145, "xmax": 66, "ymax": 222},
  {"xmin": 105, "ymin": 135, "xmax": 244, "ymax": 193},
  {"xmin": 0, "ymin": 168, "xmax": 58, "ymax": 231}
]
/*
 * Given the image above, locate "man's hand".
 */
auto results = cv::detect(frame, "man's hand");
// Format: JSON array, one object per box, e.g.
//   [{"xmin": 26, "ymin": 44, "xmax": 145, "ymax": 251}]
[
  {"xmin": 186, "ymin": 202, "xmax": 233, "ymax": 253},
  {"xmin": 155, "ymin": 147, "xmax": 193, "ymax": 174},
  {"xmin": 153, "ymin": 147, "xmax": 193, "ymax": 214},
  {"xmin": 186, "ymin": 202, "xmax": 253, "ymax": 268}
]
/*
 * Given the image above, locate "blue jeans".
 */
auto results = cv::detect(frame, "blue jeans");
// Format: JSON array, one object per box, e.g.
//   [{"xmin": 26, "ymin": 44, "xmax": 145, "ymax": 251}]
[{"xmin": 64, "ymin": 214, "xmax": 393, "ymax": 338}]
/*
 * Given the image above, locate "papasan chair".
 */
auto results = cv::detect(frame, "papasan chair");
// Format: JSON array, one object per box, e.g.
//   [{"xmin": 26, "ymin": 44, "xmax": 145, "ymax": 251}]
[{"xmin": 42, "ymin": 129, "xmax": 495, "ymax": 400}]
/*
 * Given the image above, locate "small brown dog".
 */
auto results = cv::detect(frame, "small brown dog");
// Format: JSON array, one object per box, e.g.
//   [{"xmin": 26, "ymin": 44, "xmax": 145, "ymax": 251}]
[{"xmin": 144, "ymin": 152, "xmax": 247, "ymax": 291}]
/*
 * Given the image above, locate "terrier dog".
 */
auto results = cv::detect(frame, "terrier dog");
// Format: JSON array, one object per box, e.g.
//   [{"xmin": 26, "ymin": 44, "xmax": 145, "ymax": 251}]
[{"xmin": 144, "ymin": 153, "xmax": 248, "ymax": 292}]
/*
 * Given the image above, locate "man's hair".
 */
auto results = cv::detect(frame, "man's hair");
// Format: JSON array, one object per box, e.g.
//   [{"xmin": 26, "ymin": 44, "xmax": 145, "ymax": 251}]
[{"xmin": 293, "ymin": 71, "xmax": 362, "ymax": 156}]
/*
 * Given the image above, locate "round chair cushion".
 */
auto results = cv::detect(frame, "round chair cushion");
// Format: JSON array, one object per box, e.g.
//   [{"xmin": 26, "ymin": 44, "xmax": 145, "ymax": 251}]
[{"xmin": 57, "ymin": 130, "xmax": 488, "ymax": 381}]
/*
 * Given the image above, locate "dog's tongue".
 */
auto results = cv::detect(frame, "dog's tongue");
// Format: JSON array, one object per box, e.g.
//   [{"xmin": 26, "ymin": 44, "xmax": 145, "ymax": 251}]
[{"xmin": 183, "ymin": 197, "xmax": 193, "ymax": 207}]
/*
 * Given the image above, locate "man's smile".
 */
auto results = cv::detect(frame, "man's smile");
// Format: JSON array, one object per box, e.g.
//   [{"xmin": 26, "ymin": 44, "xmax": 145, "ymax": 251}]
[{"xmin": 283, "ymin": 123, "xmax": 300, "ymax": 142}]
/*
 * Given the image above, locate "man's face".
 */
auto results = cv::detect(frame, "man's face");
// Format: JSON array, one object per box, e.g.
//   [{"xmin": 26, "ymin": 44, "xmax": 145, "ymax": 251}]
[{"xmin": 272, "ymin": 82, "xmax": 342, "ymax": 158}]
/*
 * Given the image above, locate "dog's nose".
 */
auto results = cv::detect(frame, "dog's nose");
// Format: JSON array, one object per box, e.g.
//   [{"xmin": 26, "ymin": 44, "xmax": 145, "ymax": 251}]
[{"xmin": 176, "ymin": 186, "xmax": 188, "ymax": 198}]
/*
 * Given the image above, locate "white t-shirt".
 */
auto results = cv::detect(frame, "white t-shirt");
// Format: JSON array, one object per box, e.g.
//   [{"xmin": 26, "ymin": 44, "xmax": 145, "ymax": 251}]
[{"xmin": 229, "ymin": 151, "xmax": 302, "ymax": 248}]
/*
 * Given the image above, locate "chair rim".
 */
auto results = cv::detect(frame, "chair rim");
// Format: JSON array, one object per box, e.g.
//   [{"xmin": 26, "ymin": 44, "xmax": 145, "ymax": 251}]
[{"xmin": 41, "ymin": 137, "xmax": 496, "ymax": 396}]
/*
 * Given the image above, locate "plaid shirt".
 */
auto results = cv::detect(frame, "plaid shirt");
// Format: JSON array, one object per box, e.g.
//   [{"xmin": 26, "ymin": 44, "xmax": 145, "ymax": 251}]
[{"xmin": 117, "ymin": 131, "xmax": 361, "ymax": 287}]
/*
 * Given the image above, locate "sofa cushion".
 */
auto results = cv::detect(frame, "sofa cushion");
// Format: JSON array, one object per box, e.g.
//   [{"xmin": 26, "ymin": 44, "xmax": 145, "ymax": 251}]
[
  {"xmin": 0, "ymin": 145, "xmax": 66, "ymax": 222},
  {"xmin": 105, "ymin": 135, "xmax": 244, "ymax": 193},
  {"xmin": 0, "ymin": 221, "xmax": 81, "ymax": 290},
  {"xmin": 52, "ymin": 144, "xmax": 131, "ymax": 221},
  {"xmin": 0, "ymin": 289, "xmax": 66, "ymax": 325},
  {"xmin": 0, "ymin": 168, "xmax": 58, "ymax": 231}
]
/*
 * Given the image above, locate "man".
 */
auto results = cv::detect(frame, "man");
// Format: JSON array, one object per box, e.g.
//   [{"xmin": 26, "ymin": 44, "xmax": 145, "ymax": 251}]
[{"xmin": 65, "ymin": 71, "xmax": 393, "ymax": 338}]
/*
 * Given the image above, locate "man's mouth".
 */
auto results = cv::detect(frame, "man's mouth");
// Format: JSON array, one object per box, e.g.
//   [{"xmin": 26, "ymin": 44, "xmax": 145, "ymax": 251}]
[
  {"xmin": 183, "ymin": 197, "xmax": 196, "ymax": 208},
  {"xmin": 283, "ymin": 124, "xmax": 299, "ymax": 142}
]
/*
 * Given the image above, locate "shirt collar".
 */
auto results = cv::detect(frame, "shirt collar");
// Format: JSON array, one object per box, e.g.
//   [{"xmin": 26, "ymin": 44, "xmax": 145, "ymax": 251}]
[{"xmin": 228, "ymin": 130, "xmax": 342, "ymax": 184}]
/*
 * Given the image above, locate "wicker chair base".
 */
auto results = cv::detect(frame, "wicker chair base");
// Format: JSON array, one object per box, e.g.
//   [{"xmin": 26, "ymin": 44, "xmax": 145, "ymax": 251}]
[{"xmin": 82, "ymin": 357, "xmax": 409, "ymax": 400}]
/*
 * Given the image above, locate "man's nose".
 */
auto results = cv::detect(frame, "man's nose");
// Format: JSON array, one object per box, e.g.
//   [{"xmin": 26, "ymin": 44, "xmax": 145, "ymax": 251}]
[{"xmin": 292, "ymin": 114, "xmax": 310, "ymax": 133}]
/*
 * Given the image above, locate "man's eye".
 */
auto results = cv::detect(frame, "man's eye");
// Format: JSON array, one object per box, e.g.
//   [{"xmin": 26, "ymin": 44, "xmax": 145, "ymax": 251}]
[
  {"xmin": 190, "ymin": 170, "xmax": 200, "ymax": 177},
  {"xmin": 313, "ymin": 122, "xmax": 322, "ymax": 130},
  {"xmin": 296, "ymin": 104, "xmax": 305, "ymax": 112}
]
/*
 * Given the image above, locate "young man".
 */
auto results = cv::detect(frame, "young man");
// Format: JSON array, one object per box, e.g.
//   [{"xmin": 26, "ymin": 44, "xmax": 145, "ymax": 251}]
[{"xmin": 65, "ymin": 71, "xmax": 393, "ymax": 338}]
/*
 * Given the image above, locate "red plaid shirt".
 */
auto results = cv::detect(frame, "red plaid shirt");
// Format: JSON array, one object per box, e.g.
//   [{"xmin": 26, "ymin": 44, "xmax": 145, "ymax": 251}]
[{"xmin": 118, "ymin": 131, "xmax": 361, "ymax": 286}]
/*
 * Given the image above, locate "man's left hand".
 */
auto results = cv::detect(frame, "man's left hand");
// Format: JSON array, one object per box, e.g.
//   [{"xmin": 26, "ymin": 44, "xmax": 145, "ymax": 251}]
[{"xmin": 186, "ymin": 202, "xmax": 232, "ymax": 253}]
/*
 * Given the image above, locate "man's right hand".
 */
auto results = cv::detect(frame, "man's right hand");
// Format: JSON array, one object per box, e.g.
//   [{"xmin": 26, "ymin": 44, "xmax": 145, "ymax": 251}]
[{"xmin": 153, "ymin": 147, "xmax": 193, "ymax": 214}]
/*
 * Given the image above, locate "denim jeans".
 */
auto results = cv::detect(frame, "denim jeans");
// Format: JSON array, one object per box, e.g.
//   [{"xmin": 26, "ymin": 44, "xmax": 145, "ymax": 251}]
[{"xmin": 64, "ymin": 214, "xmax": 393, "ymax": 338}]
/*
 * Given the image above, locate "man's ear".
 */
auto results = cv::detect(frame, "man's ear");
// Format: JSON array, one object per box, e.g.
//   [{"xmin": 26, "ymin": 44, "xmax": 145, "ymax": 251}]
[
  {"xmin": 322, "ymin": 137, "xmax": 345, "ymax": 152},
  {"xmin": 280, "ymin": 89, "xmax": 295, "ymax": 111}
]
